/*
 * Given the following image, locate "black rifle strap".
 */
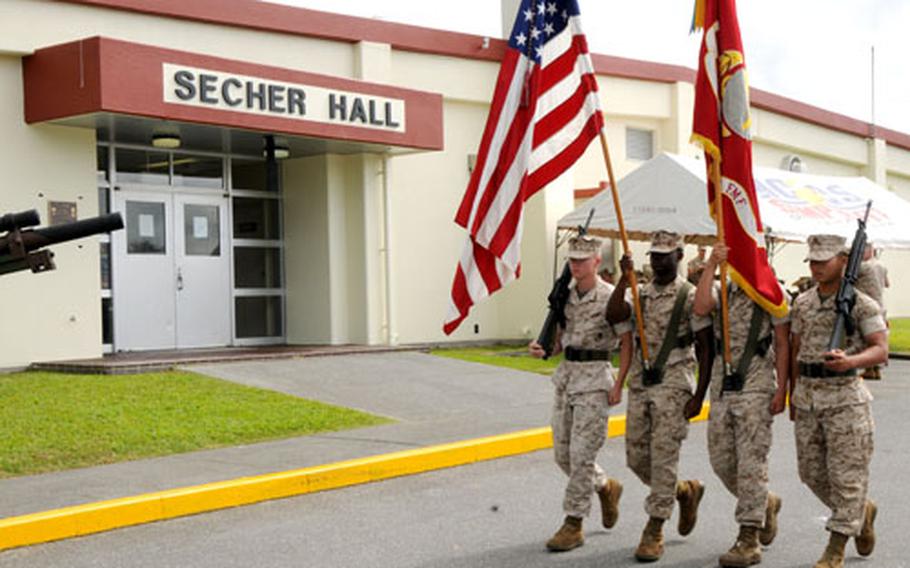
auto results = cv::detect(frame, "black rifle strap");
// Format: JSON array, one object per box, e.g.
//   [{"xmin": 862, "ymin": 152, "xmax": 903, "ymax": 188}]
[
  {"xmin": 734, "ymin": 301, "xmax": 767, "ymax": 378},
  {"xmin": 649, "ymin": 282, "xmax": 693, "ymax": 373}
]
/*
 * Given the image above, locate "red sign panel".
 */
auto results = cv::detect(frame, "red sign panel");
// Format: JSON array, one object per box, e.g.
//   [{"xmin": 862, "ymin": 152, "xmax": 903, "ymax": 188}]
[{"xmin": 24, "ymin": 37, "xmax": 444, "ymax": 151}]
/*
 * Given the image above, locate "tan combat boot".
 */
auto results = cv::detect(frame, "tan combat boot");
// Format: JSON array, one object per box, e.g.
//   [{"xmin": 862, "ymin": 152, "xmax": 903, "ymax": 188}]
[
  {"xmin": 634, "ymin": 517, "xmax": 665, "ymax": 562},
  {"xmin": 813, "ymin": 532, "xmax": 848, "ymax": 568},
  {"xmin": 546, "ymin": 515, "xmax": 584, "ymax": 552},
  {"xmin": 597, "ymin": 478, "xmax": 624, "ymax": 529},
  {"xmin": 855, "ymin": 500, "xmax": 877, "ymax": 556},
  {"xmin": 676, "ymin": 479, "xmax": 705, "ymax": 536},
  {"xmin": 719, "ymin": 525, "xmax": 762, "ymax": 567},
  {"xmin": 759, "ymin": 492, "xmax": 782, "ymax": 546}
]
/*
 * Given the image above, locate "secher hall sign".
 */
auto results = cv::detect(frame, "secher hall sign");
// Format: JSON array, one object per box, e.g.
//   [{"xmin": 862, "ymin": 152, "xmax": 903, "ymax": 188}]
[{"xmin": 162, "ymin": 63, "xmax": 406, "ymax": 132}]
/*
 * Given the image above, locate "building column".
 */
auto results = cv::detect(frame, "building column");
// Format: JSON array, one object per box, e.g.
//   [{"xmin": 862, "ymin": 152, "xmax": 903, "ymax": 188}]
[
  {"xmin": 352, "ymin": 41, "xmax": 392, "ymax": 345},
  {"xmin": 501, "ymin": 0, "xmax": 522, "ymax": 38},
  {"xmin": 866, "ymin": 137, "xmax": 887, "ymax": 185},
  {"xmin": 666, "ymin": 81, "xmax": 697, "ymax": 156}
]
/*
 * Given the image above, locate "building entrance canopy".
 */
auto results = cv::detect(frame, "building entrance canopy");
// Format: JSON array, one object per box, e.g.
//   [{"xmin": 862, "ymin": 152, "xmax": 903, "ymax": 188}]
[
  {"xmin": 23, "ymin": 37, "xmax": 444, "ymax": 155},
  {"xmin": 559, "ymin": 152, "xmax": 910, "ymax": 249}
]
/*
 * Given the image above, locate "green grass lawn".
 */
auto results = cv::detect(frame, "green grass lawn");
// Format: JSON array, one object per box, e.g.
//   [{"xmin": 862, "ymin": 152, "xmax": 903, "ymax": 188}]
[
  {"xmin": 889, "ymin": 318, "xmax": 910, "ymax": 352},
  {"xmin": 431, "ymin": 344, "xmax": 563, "ymax": 375},
  {"xmin": 0, "ymin": 370, "xmax": 390, "ymax": 478},
  {"xmin": 432, "ymin": 344, "xmax": 624, "ymax": 376}
]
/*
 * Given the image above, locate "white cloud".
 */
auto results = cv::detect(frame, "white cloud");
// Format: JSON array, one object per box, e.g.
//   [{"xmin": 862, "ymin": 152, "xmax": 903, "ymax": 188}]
[{"xmin": 266, "ymin": 0, "xmax": 910, "ymax": 133}]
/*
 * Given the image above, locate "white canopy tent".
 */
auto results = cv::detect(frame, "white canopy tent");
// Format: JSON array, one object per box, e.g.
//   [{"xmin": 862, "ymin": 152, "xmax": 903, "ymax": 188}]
[{"xmin": 559, "ymin": 152, "xmax": 910, "ymax": 250}]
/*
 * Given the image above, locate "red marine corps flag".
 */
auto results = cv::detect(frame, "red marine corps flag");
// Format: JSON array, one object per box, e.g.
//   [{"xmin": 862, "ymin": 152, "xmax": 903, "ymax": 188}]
[
  {"xmin": 443, "ymin": 0, "xmax": 603, "ymax": 334},
  {"xmin": 691, "ymin": 0, "xmax": 788, "ymax": 318}
]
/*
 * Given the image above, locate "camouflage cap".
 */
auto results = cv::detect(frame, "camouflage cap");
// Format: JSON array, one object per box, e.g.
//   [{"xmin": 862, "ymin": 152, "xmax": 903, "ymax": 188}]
[
  {"xmin": 804, "ymin": 234, "xmax": 848, "ymax": 262},
  {"xmin": 648, "ymin": 230, "xmax": 683, "ymax": 254},
  {"xmin": 567, "ymin": 235, "xmax": 603, "ymax": 259}
]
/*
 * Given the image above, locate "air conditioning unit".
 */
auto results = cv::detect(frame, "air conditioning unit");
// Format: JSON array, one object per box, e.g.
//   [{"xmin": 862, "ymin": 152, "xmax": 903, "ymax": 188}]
[{"xmin": 781, "ymin": 154, "xmax": 807, "ymax": 173}]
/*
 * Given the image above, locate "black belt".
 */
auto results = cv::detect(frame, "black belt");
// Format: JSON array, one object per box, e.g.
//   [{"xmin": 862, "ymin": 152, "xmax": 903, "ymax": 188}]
[
  {"xmin": 564, "ymin": 346, "xmax": 611, "ymax": 362},
  {"xmin": 798, "ymin": 362, "xmax": 857, "ymax": 379}
]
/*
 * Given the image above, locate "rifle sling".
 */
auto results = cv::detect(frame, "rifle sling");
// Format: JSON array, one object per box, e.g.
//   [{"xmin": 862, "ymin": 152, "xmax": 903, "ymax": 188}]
[
  {"xmin": 720, "ymin": 301, "xmax": 767, "ymax": 393},
  {"xmin": 643, "ymin": 282, "xmax": 693, "ymax": 377}
]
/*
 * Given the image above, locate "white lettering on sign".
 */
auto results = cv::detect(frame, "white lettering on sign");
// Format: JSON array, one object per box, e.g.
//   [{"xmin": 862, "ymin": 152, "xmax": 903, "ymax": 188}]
[{"xmin": 162, "ymin": 64, "xmax": 406, "ymax": 133}]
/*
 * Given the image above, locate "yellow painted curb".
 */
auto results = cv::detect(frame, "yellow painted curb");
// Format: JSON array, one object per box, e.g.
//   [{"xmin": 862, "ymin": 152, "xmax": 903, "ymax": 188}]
[{"xmin": 0, "ymin": 404, "xmax": 709, "ymax": 551}]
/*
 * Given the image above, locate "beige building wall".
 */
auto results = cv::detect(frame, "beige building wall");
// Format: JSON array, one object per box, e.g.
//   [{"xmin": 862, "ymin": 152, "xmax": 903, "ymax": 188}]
[
  {"xmin": 283, "ymin": 155, "xmax": 331, "ymax": 345},
  {"xmin": 0, "ymin": 55, "xmax": 100, "ymax": 370},
  {"xmin": 283, "ymin": 153, "xmax": 386, "ymax": 346},
  {"xmin": 0, "ymin": 0, "xmax": 355, "ymax": 77}
]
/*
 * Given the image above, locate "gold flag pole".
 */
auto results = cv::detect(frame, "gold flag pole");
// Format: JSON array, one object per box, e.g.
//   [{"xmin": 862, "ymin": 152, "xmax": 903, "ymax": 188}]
[
  {"xmin": 711, "ymin": 160, "xmax": 733, "ymax": 369},
  {"xmin": 598, "ymin": 129, "xmax": 650, "ymax": 365}
]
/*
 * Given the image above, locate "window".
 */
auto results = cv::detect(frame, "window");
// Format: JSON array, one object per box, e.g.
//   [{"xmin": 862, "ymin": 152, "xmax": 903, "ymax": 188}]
[
  {"xmin": 231, "ymin": 159, "xmax": 273, "ymax": 192},
  {"xmin": 234, "ymin": 247, "xmax": 282, "ymax": 288},
  {"xmin": 172, "ymin": 153, "xmax": 224, "ymax": 189},
  {"xmin": 230, "ymin": 156, "xmax": 283, "ymax": 343},
  {"xmin": 626, "ymin": 128, "xmax": 654, "ymax": 161},
  {"xmin": 233, "ymin": 198, "xmax": 280, "ymax": 240},
  {"xmin": 100, "ymin": 242, "xmax": 111, "ymax": 289},
  {"xmin": 115, "ymin": 148, "xmax": 169, "ymax": 185},
  {"xmin": 101, "ymin": 298, "xmax": 113, "ymax": 345},
  {"xmin": 97, "ymin": 146, "xmax": 109, "ymax": 183},
  {"xmin": 126, "ymin": 201, "xmax": 166, "ymax": 254},
  {"xmin": 235, "ymin": 296, "xmax": 283, "ymax": 338},
  {"xmin": 183, "ymin": 204, "xmax": 221, "ymax": 256}
]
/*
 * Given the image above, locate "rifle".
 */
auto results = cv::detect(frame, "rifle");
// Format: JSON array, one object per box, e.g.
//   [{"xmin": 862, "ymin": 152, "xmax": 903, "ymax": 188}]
[
  {"xmin": 0, "ymin": 209, "xmax": 124, "ymax": 277},
  {"xmin": 537, "ymin": 209, "xmax": 595, "ymax": 359},
  {"xmin": 828, "ymin": 200, "xmax": 872, "ymax": 351}
]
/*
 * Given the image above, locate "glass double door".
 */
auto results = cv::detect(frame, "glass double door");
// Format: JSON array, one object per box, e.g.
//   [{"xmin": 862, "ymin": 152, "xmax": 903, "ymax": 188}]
[{"xmin": 112, "ymin": 188, "xmax": 231, "ymax": 350}]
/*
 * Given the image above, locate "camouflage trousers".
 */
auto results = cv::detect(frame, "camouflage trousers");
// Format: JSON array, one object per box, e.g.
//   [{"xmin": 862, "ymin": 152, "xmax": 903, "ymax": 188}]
[
  {"xmin": 708, "ymin": 392, "xmax": 773, "ymax": 527},
  {"xmin": 626, "ymin": 387, "xmax": 691, "ymax": 519},
  {"xmin": 795, "ymin": 402, "xmax": 875, "ymax": 537},
  {"xmin": 552, "ymin": 389, "xmax": 609, "ymax": 518}
]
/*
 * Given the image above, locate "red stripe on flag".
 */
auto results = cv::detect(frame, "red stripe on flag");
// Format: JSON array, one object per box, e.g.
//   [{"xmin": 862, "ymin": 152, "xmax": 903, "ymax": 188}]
[
  {"xmin": 488, "ymin": 175, "xmax": 529, "ymax": 257},
  {"xmin": 539, "ymin": 35, "xmax": 593, "ymax": 94},
  {"xmin": 533, "ymin": 74, "xmax": 599, "ymax": 148},
  {"xmin": 455, "ymin": 51, "xmax": 521, "ymax": 228},
  {"xmin": 528, "ymin": 112, "xmax": 603, "ymax": 195},
  {"xmin": 473, "ymin": 239, "xmax": 503, "ymax": 293},
  {"xmin": 443, "ymin": 264, "xmax": 470, "ymax": 335}
]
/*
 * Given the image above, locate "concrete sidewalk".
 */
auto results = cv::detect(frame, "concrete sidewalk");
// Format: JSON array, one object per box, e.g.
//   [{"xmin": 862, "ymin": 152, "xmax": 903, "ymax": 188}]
[{"xmin": 0, "ymin": 352, "xmax": 574, "ymax": 519}]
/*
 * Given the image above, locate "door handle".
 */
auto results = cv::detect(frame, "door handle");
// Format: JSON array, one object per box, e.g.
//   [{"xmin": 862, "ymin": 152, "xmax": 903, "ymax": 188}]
[{"xmin": 176, "ymin": 267, "xmax": 184, "ymax": 291}]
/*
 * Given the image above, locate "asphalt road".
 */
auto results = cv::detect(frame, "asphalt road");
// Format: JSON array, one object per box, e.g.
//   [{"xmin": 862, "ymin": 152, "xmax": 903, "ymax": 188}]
[{"xmin": 3, "ymin": 367, "xmax": 907, "ymax": 568}]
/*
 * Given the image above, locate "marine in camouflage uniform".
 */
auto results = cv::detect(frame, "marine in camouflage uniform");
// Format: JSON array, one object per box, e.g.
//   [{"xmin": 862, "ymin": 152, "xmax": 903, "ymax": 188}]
[
  {"xmin": 855, "ymin": 244, "xmax": 889, "ymax": 380},
  {"xmin": 607, "ymin": 231, "xmax": 713, "ymax": 562},
  {"xmin": 790, "ymin": 234, "xmax": 888, "ymax": 568},
  {"xmin": 530, "ymin": 235, "xmax": 632, "ymax": 552},
  {"xmin": 693, "ymin": 243, "xmax": 790, "ymax": 567},
  {"xmin": 687, "ymin": 245, "xmax": 708, "ymax": 284}
]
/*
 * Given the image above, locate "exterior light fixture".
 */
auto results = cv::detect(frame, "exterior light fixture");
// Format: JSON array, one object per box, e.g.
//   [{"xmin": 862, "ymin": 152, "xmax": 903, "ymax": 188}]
[
  {"xmin": 151, "ymin": 132, "xmax": 181, "ymax": 149},
  {"xmin": 262, "ymin": 144, "xmax": 290, "ymax": 159},
  {"xmin": 262, "ymin": 136, "xmax": 290, "ymax": 160}
]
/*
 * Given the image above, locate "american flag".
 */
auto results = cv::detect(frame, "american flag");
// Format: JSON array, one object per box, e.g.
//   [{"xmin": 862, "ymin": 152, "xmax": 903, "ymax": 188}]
[{"xmin": 443, "ymin": 0, "xmax": 603, "ymax": 335}]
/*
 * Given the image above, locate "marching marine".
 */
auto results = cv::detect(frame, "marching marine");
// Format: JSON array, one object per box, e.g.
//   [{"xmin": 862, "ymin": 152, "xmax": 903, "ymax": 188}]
[
  {"xmin": 789, "ymin": 234, "xmax": 888, "ymax": 568},
  {"xmin": 693, "ymin": 243, "xmax": 790, "ymax": 567},
  {"xmin": 606, "ymin": 231, "xmax": 713, "ymax": 563},
  {"xmin": 854, "ymin": 242, "xmax": 889, "ymax": 380},
  {"xmin": 529, "ymin": 234, "xmax": 633, "ymax": 552}
]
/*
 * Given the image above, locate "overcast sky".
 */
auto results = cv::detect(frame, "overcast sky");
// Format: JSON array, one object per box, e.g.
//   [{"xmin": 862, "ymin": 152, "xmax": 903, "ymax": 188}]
[{"xmin": 268, "ymin": 0, "xmax": 909, "ymax": 135}]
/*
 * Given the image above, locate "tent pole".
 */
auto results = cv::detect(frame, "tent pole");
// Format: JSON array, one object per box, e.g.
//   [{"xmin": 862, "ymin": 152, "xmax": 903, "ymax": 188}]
[{"xmin": 598, "ymin": 129, "xmax": 650, "ymax": 365}]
